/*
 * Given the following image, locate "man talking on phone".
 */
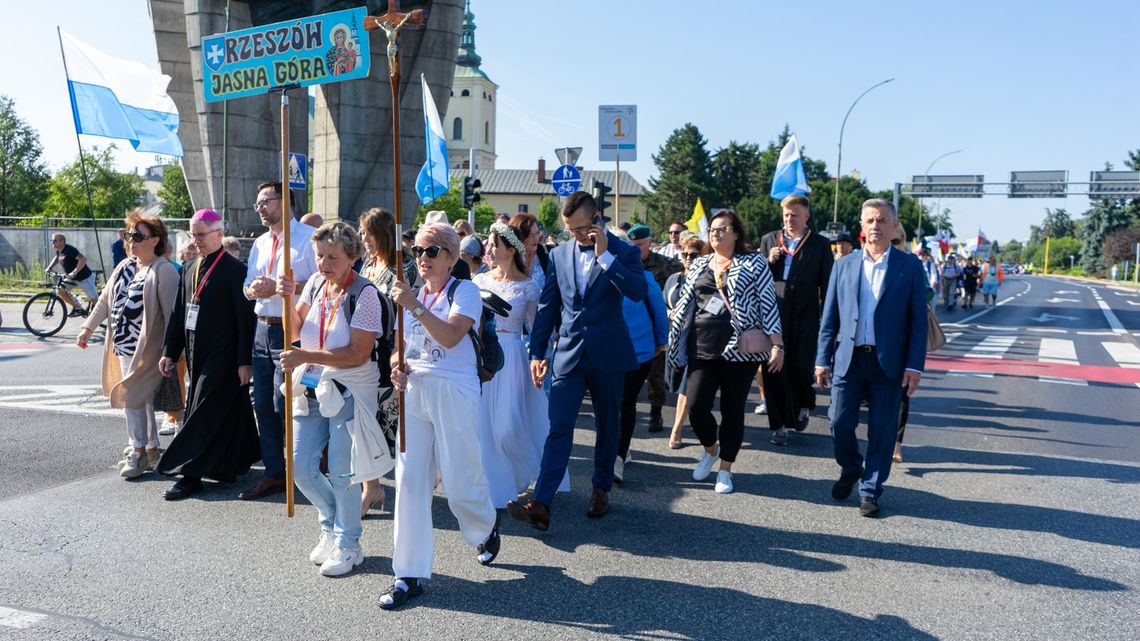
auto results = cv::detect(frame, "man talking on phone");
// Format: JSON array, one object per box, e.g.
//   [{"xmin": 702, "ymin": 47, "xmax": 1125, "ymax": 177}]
[{"xmin": 507, "ymin": 191, "xmax": 646, "ymax": 530}]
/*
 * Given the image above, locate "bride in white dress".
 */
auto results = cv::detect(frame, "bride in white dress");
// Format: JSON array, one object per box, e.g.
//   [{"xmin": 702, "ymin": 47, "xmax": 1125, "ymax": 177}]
[{"xmin": 474, "ymin": 222, "xmax": 568, "ymax": 508}]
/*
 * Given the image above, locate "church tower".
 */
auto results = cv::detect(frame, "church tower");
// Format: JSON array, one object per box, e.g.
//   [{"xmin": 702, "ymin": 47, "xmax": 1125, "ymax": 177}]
[{"xmin": 447, "ymin": 0, "xmax": 497, "ymax": 171}]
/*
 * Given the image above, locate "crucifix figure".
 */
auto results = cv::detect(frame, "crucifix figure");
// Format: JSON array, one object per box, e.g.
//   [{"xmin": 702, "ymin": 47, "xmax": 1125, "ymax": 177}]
[{"xmin": 364, "ymin": 1, "xmax": 424, "ymax": 78}]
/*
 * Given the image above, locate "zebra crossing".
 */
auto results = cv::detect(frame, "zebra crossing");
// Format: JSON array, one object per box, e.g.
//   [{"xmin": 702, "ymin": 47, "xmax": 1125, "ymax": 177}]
[{"xmin": 933, "ymin": 328, "xmax": 1140, "ymax": 387}]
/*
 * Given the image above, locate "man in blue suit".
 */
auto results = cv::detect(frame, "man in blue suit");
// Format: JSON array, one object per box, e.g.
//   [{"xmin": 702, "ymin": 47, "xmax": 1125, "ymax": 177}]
[
  {"xmin": 815, "ymin": 199, "xmax": 927, "ymax": 517},
  {"xmin": 508, "ymin": 191, "xmax": 647, "ymax": 530}
]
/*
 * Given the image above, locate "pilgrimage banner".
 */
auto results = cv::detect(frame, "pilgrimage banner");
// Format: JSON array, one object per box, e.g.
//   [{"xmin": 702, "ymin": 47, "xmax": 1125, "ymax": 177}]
[{"xmin": 201, "ymin": 7, "xmax": 371, "ymax": 103}]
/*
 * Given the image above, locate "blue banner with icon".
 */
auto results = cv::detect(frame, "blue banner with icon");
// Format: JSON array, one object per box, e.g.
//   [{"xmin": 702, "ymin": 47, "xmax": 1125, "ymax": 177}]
[{"xmin": 201, "ymin": 7, "xmax": 371, "ymax": 103}]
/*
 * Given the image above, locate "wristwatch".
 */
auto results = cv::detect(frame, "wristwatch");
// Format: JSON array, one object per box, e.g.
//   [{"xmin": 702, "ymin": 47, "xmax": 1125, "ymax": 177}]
[{"xmin": 412, "ymin": 304, "xmax": 426, "ymax": 318}]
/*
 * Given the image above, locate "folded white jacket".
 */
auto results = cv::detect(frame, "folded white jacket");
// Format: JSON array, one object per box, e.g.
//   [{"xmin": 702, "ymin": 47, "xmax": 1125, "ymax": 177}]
[{"xmin": 283, "ymin": 361, "xmax": 394, "ymax": 484}]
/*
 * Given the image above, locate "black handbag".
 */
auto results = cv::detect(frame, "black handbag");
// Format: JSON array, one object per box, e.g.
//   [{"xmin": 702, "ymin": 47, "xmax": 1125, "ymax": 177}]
[{"xmin": 152, "ymin": 373, "xmax": 184, "ymax": 412}]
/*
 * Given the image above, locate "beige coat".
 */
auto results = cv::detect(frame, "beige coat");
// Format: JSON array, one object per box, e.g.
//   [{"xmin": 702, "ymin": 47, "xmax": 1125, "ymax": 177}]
[{"xmin": 81, "ymin": 256, "xmax": 179, "ymax": 409}]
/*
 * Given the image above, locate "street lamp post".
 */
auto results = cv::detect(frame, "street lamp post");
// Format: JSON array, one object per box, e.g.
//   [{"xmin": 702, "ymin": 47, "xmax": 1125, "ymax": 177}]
[
  {"xmin": 918, "ymin": 149, "xmax": 963, "ymax": 239},
  {"xmin": 833, "ymin": 78, "xmax": 895, "ymax": 223}
]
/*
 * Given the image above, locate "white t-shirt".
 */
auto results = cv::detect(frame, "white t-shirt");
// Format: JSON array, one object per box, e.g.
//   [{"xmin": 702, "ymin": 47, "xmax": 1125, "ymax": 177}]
[
  {"xmin": 244, "ymin": 219, "xmax": 319, "ymax": 317},
  {"xmin": 298, "ymin": 275, "xmax": 383, "ymax": 351},
  {"xmin": 403, "ymin": 278, "xmax": 482, "ymax": 403}
]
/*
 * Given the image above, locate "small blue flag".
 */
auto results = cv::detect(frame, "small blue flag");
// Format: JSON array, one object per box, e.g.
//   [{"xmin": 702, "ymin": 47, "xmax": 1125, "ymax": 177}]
[
  {"xmin": 770, "ymin": 134, "xmax": 811, "ymax": 200},
  {"xmin": 416, "ymin": 74, "xmax": 450, "ymax": 205}
]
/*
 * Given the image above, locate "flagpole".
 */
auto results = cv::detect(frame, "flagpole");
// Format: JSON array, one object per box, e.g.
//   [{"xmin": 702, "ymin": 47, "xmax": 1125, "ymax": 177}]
[{"xmin": 57, "ymin": 27, "xmax": 108, "ymax": 278}]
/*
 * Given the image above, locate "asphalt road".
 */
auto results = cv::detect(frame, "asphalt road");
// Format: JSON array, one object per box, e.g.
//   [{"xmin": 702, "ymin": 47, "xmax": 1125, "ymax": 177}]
[{"xmin": 0, "ymin": 278, "xmax": 1137, "ymax": 640}]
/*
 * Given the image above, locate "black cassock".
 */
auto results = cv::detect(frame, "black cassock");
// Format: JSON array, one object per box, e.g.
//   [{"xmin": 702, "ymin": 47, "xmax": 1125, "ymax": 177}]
[{"xmin": 157, "ymin": 247, "xmax": 259, "ymax": 482}]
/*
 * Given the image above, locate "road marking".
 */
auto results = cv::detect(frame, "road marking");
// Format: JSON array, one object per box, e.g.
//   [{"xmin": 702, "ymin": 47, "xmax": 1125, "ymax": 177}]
[
  {"xmin": 1038, "ymin": 338, "xmax": 1078, "ymax": 364},
  {"xmin": 947, "ymin": 371, "xmax": 994, "ymax": 378},
  {"xmin": 1027, "ymin": 327, "xmax": 1067, "ymax": 334},
  {"xmin": 1103, "ymin": 342, "xmax": 1140, "ymax": 369},
  {"xmin": 1079, "ymin": 330, "xmax": 1120, "ymax": 336},
  {"xmin": 1082, "ymin": 286, "xmax": 1127, "ymax": 334},
  {"xmin": 944, "ymin": 332, "xmax": 962, "ymax": 343},
  {"xmin": 1046, "ymin": 297, "xmax": 1079, "ymax": 303},
  {"xmin": 0, "ymin": 385, "xmax": 118, "ymax": 416},
  {"xmin": 965, "ymin": 336, "xmax": 1017, "ymax": 359},
  {"xmin": 1056, "ymin": 290, "xmax": 1079, "ymax": 294},
  {"xmin": 975, "ymin": 324, "xmax": 1019, "ymax": 332},
  {"xmin": 1126, "ymin": 300, "xmax": 1140, "ymax": 306},
  {"xmin": 0, "ymin": 606, "xmax": 48, "ymax": 629},
  {"xmin": 1039, "ymin": 376, "xmax": 1088, "ymax": 386},
  {"xmin": 958, "ymin": 280, "xmax": 1031, "ymax": 324}
]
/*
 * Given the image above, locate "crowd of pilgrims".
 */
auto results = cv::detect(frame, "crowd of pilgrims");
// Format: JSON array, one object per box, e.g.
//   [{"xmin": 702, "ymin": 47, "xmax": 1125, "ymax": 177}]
[{"xmin": 77, "ymin": 183, "xmax": 869, "ymax": 610}]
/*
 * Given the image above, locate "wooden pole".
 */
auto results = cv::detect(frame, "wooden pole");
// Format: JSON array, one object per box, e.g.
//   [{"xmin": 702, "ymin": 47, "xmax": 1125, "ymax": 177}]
[
  {"xmin": 390, "ymin": 58, "xmax": 408, "ymax": 454},
  {"xmin": 278, "ymin": 88, "xmax": 295, "ymax": 517}
]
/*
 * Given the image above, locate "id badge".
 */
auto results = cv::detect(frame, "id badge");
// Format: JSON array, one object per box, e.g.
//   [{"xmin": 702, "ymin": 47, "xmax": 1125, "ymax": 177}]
[
  {"xmin": 186, "ymin": 303, "xmax": 200, "ymax": 330},
  {"xmin": 300, "ymin": 364, "xmax": 324, "ymax": 389},
  {"xmin": 406, "ymin": 330, "xmax": 425, "ymax": 360},
  {"xmin": 702, "ymin": 296, "xmax": 726, "ymax": 316}
]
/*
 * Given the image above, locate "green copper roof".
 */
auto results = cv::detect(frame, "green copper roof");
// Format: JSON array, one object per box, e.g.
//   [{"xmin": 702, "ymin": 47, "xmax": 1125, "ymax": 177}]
[{"xmin": 456, "ymin": 0, "xmax": 483, "ymax": 69}]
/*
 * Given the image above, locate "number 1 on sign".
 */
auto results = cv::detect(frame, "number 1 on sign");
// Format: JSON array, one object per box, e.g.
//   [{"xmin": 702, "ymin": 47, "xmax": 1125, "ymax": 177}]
[{"xmin": 610, "ymin": 117, "xmax": 625, "ymax": 139}]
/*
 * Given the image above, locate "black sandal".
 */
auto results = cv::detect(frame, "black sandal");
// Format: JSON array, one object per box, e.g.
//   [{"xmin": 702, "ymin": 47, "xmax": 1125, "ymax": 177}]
[
  {"xmin": 477, "ymin": 522, "xmax": 501, "ymax": 566},
  {"xmin": 378, "ymin": 578, "xmax": 423, "ymax": 610}
]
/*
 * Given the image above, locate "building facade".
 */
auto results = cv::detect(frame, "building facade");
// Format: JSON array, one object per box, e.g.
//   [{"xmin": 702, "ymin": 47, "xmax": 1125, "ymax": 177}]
[{"xmin": 446, "ymin": 1, "xmax": 497, "ymax": 171}]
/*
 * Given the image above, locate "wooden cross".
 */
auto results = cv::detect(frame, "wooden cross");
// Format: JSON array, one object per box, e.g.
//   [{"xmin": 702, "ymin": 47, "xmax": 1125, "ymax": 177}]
[{"xmin": 364, "ymin": 0, "xmax": 425, "ymax": 78}]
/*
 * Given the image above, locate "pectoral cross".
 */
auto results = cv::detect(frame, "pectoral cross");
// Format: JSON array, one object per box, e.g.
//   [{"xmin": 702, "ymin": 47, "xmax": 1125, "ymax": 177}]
[{"xmin": 364, "ymin": 1, "xmax": 425, "ymax": 78}]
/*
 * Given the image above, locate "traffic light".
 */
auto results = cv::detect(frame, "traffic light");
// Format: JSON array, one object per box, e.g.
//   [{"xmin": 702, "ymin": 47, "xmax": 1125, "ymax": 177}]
[
  {"xmin": 592, "ymin": 179, "xmax": 612, "ymax": 216},
  {"xmin": 463, "ymin": 176, "xmax": 482, "ymax": 208}
]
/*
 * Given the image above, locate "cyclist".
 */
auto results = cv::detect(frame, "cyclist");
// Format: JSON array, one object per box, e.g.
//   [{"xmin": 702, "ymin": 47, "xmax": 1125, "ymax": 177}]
[{"xmin": 46, "ymin": 233, "xmax": 98, "ymax": 317}]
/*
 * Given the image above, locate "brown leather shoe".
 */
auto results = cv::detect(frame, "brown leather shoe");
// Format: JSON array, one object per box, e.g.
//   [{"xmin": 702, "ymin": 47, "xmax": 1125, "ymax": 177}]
[
  {"xmin": 238, "ymin": 477, "xmax": 286, "ymax": 501},
  {"xmin": 585, "ymin": 487, "xmax": 609, "ymax": 518},
  {"xmin": 506, "ymin": 499, "xmax": 550, "ymax": 532}
]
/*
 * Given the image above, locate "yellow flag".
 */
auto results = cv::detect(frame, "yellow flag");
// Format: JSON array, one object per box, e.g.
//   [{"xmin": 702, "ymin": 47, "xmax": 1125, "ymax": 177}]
[{"xmin": 686, "ymin": 198, "xmax": 707, "ymax": 238}]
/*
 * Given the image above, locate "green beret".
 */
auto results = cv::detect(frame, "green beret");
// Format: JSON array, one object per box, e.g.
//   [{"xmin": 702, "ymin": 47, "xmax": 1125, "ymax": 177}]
[{"xmin": 627, "ymin": 224, "xmax": 652, "ymax": 240}]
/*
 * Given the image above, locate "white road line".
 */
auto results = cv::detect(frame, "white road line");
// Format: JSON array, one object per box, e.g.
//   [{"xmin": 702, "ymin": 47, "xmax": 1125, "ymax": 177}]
[
  {"xmin": 944, "ymin": 332, "xmax": 962, "ymax": 343},
  {"xmin": 0, "ymin": 606, "xmax": 48, "ymax": 629},
  {"xmin": 1039, "ymin": 376, "xmax": 1088, "ymax": 386},
  {"xmin": 947, "ymin": 371, "xmax": 995, "ymax": 378},
  {"xmin": 1027, "ymin": 327, "xmax": 1068, "ymax": 334},
  {"xmin": 1039, "ymin": 338, "xmax": 1078, "ymax": 364},
  {"xmin": 1088, "ymin": 287, "xmax": 1127, "ymax": 334},
  {"xmin": 1078, "ymin": 330, "xmax": 1120, "ymax": 336},
  {"xmin": 957, "ymin": 280, "xmax": 1032, "ymax": 324},
  {"xmin": 1103, "ymin": 342, "xmax": 1140, "ymax": 369},
  {"xmin": 975, "ymin": 325, "xmax": 1018, "ymax": 332},
  {"xmin": 965, "ymin": 336, "xmax": 1017, "ymax": 359}
]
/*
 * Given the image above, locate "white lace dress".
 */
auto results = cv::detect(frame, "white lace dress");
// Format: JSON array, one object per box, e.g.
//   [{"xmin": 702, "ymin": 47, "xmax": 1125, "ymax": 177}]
[{"xmin": 473, "ymin": 273, "xmax": 569, "ymax": 507}]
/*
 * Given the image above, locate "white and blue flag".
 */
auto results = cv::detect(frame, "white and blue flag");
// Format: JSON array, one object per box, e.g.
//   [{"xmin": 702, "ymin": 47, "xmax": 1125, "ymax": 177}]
[
  {"xmin": 416, "ymin": 74, "xmax": 449, "ymax": 205},
  {"xmin": 769, "ymin": 134, "xmax": 811, "ymax": 200},
  {"xmin": 59, "ymin": 30, "xmax": 182, "ymax": 157}
]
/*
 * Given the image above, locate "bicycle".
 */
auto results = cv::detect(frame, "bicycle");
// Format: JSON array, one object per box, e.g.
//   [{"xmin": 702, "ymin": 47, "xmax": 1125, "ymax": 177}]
[{"xmin": 22, "ymin": 272, "xmax": 95, "ymax": 337}]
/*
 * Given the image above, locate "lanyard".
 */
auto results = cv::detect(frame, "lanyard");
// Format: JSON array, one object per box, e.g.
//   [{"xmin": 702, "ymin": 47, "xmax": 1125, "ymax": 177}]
[
  {"xmin": 419, "ymin": 277, "xmax": 452, "ymax": 311},
  {"xmin": 318, "ymin": 272, "xmax": 354, "ymax": 350},
  {"xmin": 779, "ymin": 229, "xmax": 811, "ymax": 258},
  {"xmin": 713, "ymin": 257, "xmax": 732, "ymax": 290},
  {"xmin": 267, "ymin": 234, "xmax": 280, "ymax": 277},
  {"xmin": 192, "ymin": 249, "xmax": 225, "ymax": 303}
]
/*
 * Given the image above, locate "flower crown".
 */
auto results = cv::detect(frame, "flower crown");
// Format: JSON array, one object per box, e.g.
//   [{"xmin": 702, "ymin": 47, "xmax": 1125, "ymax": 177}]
[{"xmin": 489, "ymin": 222, "xmax": 527, "ymax": 257}]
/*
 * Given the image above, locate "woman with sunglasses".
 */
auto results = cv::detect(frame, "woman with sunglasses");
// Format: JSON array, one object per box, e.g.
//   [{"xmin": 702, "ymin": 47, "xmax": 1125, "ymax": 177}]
[
  {"xmin": 76, "ymin": 211, "xmax": 179, "ymax": 478},
  {"xmin": 382, "ymin": 223, "xmax": 500, "ymax": 610},
  {"xmin": 666, "ymin": 210, "xmax": 783, "ymax": 494},
  {"xmin": 663, "ymin": 236, "xmax": 709, "ymax": 449}
]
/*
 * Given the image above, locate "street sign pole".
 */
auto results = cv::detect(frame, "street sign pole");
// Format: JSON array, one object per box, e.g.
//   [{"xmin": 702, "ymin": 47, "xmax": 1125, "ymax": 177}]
[
  {"xmin": 469, "ymin": 148, "xmax": 476, "ymax": 227},
  {"xmin": 614, "ymin": 157, "xmax": 620, "ymax": 228}
]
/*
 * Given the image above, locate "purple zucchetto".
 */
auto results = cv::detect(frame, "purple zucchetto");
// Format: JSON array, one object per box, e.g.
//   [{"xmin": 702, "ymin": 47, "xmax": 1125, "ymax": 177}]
[{"xmin": 191, "ymin": 208, "xmax": 222, "ymax": 223}]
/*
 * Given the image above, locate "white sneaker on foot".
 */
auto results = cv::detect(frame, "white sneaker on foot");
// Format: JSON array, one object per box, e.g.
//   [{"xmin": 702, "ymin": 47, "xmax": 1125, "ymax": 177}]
[
  {"xmin": 714, "ymin": 470, "xmax": 734, "ymax": 494},
  {"xmin": 309, "ymin": 531, "xmax": 336, "ymax": 565},
  {"xmin": 693, "ymin": 449, "xmax": 719, "ymax": 481},
  {"xmin": 753, "ymin": 401, "xmax": 767, "ymax": 415},
  {"xmin": 319, "ymin": 546, "xmax": 364, "ymax": 577},
  {"xmin": 158, "ymin": 420, "xmax": 178, "ymax": 436},
  {"xmin": 120, "ymin": 451, "xmax": 146, "ymax": 479},
  {"xmin": 613, "ymin": 456, "xmax": 625, "ymax": 483}
]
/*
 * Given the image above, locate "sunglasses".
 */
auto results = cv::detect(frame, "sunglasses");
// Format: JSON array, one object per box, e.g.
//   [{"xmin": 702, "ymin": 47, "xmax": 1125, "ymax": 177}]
[
  {"xmin": 668, "ymin": 230, "xmax": 684, "ymax": 235},
  {"xmin": 254, "ymin": 197, "xmax": 280, "ymax": 209},
  {"xmin": 681, "ymin": 252, "xmax": 701, "ymax": 259},
  {"xmin": 411, "ymin": 245, "xmax": 447, "ymax": 259},
  {"xmin": 126, "ymin": 231, "xmax": 153, "ymax": 242}
]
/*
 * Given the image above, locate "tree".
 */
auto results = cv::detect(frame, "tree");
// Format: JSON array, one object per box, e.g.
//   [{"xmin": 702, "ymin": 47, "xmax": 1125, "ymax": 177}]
[
  {"xmin": 157, "ymin": 162, "xmax": 192, "ymax": 218},
  {"xmin": 1041, "ymin": 208, "xmax": 1075, "ymax": 239},
  {"xmin": 42, "ymin": 145, "xmax": 143, "ymax": 221},
  {"xmin": 0, "ymin": 94, "xmax": 49, "ymax": 216},
  {"xmin": 1102, "ymin": 226, "xmax": 1140, "ymax": 268},
  {"xmin": 710, "ymin": 141, "xmax": 760, "ymax": 208},
  {"xmin": 1080, "ymin": 198, "xmax": 1132, "ymax": 275},
  {"xmin": 414, "ymin": 177, "xmax": 495, "ymax": 232},
  {"xmin": 537, "ymin": 196, "xmax": 561, "ymax": 234},
  {"xmin": 641, "ymin": 123, "xmax": 715, "ymax": 234}
]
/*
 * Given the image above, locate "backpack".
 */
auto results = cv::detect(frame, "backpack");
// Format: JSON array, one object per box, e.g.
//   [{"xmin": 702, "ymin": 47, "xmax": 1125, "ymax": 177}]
[{"xmin": 446, "ymin": 279, "xmax": 507, "ymax": 383}]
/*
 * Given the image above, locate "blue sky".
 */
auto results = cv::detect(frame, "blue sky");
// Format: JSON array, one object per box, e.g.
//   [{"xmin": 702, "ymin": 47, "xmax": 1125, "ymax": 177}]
[{"xmin": 3, "ymin": 0, "xmax": 1137, "ymax": 242}]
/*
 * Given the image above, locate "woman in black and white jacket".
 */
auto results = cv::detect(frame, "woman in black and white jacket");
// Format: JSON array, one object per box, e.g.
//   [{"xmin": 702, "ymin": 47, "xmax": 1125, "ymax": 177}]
[{"xmin": 667, "ymin": 210, "xmax": 783, "ymax": 494}]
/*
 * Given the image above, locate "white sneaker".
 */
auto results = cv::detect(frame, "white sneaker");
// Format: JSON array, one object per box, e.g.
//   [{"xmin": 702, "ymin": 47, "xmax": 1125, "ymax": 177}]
[
  {"xmin": 715, "ymin": 470, "xmax": 734, "ymax": 494},
  {"xmin": 319, "ymin": 546, "xmax": 364, "ymax": 577},
  {"xmin": 309, "ymin": 531, "xmax": 336, "ymax": 565},
  {"xmin": 158, "ymin": 419, "xmax": 179, "ymax": 436},
  {"xmin": 120, "ymin": 451, "xmax": 146, "ymax": 479},
  {"xmin": 613, "ymin": 456, "xmax": 625, "ymax": 483},
  {"xmin": 693, "ymin": 449, "xmax": 719, "ymax": 481},
  {"xmin": 753, "ymin": 401, "xmax": 768, "ymax": 415}
]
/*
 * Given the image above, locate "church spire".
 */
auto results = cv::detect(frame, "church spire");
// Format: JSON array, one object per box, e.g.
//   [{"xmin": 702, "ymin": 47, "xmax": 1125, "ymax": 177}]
[{"xmin": 456, "ymin": 0, "xmax": 482, "ymax": 68}]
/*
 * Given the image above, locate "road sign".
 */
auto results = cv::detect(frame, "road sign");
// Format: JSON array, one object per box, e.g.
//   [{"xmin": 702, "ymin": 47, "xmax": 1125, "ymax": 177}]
[
  {"xmin": 1089, "ymin": 170, "xmax": 1140, "ymax": 198},
  {"xmin": 910, "ymin": 175, "xmax": 985, "ymax": 198},
  {"xmin": 202, "ymin": 7, "xmax": 371, "ymax": 103},
  {"xmin": 599, "ymin": 105, "xmax": 636, "ymax": 162},
  {"xmin": 551, "ymin": 164, "xmax": 582, "ymax": 197},
  {"xmin": 1010, "ymin": 170, "xmax": 1068, "ymax": 198},
  {"xmin": 555, "ymin": 147, "xmax": 582, "ymax": 167},
  {"xmin": 288, "ymin": 153, "xmax": 307, "ymax": 189}
]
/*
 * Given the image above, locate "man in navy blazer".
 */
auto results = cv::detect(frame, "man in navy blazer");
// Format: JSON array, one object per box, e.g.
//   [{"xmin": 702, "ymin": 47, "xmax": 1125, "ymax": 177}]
[
  {"xmin": 815, "ymin": 199, "xmax": 927, "ymax": 517},
  {"xmin": 508, "ymin": 191, "xmax": 647, "ymax": 530}
]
